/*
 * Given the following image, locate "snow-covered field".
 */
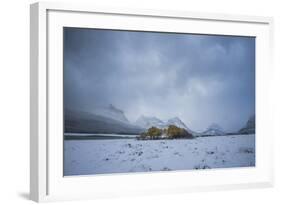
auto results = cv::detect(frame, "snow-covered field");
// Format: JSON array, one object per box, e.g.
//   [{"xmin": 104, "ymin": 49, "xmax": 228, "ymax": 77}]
[{"xmin": 64, "ymin": 134, "xmax": 255, "ymax": 176}]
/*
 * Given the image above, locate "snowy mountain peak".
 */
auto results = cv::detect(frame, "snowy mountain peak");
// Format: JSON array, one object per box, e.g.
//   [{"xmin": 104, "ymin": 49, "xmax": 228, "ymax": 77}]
[
  {"xmin": 208, "ymin": 123, "xmax": 223, "ymax": 131},
  {"xmin": 166, "ymin": 117, "xmax": 188, "ymax": 129},
  {"xmin": 202, "ymin": 123, "xmax": 225, "ymax": 136},
  {"xmin": 135, "ymin": 115, "xmax": 164, "ymax": 129},
  {"xmin": 166, "ymin": 117, "xmax": 196, "ymax": 134},
  {"xmin": 92, "ymin": 104, "xmax": 129, "ymax": 123}
]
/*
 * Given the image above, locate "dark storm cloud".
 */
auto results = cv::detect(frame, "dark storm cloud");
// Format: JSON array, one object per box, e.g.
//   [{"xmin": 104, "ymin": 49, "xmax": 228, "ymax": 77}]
[{"xmin": 64, "ymin": 28, "xmax": 255, "ymax": 132}]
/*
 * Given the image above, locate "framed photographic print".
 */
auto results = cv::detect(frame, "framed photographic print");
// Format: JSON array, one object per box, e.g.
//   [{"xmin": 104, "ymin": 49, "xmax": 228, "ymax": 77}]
[{"xmin": 30, "ymin": 2, "xmax": 274, "ymax": 202}]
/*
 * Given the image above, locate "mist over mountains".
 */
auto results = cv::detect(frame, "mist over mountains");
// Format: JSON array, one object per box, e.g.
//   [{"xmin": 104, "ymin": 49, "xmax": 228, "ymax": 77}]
[
  {"xmin": 64, "ymin": 104, "xmax": 255, "ymax": 136},
  {"xmin": 64, "ymin": 105, "xmax": 144, "ymax": 134}
]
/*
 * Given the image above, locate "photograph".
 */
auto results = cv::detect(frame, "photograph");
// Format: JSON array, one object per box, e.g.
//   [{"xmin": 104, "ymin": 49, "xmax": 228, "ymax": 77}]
[{"xmin": 63, "ymin": 27, "xmax": 255, "ymax": 176}]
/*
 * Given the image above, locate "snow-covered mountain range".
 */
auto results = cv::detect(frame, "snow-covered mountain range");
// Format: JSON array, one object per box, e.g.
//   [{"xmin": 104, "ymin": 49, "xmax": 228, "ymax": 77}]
[{"xmin": 65, "ymin": 104, "xmax": 255, "ymax": 137}]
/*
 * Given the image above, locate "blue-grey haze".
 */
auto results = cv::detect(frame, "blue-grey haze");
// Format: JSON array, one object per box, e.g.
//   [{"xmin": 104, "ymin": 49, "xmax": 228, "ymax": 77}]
[{"xmin": 64, "ymin": 28, "xmax": 255, "ymax": 132}]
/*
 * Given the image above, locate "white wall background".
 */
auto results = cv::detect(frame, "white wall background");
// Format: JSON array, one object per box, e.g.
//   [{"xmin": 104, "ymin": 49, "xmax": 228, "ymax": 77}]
[{"xmin": 0, "ymin": 0, "xmax": 280, "ymax": 204}]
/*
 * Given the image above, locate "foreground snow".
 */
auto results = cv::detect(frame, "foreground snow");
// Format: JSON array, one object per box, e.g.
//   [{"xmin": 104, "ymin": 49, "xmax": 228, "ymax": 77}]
[{"xmin": 64, "ymin": 134, "xmax": 255, "ymax": 176}]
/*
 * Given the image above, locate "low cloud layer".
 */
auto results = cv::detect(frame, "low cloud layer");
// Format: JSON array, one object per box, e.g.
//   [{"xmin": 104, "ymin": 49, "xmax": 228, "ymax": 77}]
[{"xmin": 64, "ymin": 28, "xmax": 255, "ymax": 132}]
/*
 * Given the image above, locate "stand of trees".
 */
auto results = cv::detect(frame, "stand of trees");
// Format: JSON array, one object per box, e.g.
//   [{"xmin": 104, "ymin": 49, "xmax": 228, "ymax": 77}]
[{"xmin": 137, "ymin": 125, "xmax": 193, "ymax": 140}]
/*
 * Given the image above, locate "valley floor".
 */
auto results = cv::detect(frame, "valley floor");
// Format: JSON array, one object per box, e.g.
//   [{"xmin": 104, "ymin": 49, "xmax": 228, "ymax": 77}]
[{"xmin": 64, "ymin": 134, "xmax": 255, "ymax": 176}]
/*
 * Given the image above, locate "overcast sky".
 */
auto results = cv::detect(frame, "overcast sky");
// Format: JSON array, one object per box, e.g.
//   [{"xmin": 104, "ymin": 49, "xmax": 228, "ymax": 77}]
[{"xmin": 64, "ymin": 27, "xmax": 255, "ymax": 132}]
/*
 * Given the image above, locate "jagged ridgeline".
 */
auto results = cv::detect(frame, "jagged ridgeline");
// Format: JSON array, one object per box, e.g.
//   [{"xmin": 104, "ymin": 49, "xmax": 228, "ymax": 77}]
[
  {"xmin": 137, "ymin": 125, "xmax": 193, "ymax": 140},
  {"xmin": 64, "ymin": 104, "xmax": 255, "ymax": 137}
]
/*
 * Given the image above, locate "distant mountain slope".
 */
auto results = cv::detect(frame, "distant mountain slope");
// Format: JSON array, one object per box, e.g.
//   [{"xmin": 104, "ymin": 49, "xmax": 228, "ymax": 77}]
[
  {"xmin": 64, "ymin": 108, "xmax": 144, "ymax": 134},
  {"xmin": 239, "ymin": 115, "xmax": 255, "ymax": 134},
  {"xmin": 166, "ymin": 117, "xmax": 195, "ymax": 134},
  {"xmin": 166, "ymin": 117, "xmax": 187, "ymax": 129},
  {"xmin": 92, "ymin": 104, "xmax": 129, "ymax": 123},
  {"xmin": 135, "ymin": 116, "xmax": 165, "ymax": 129},
  {"xmin": 202, "ymin": 123, "xmax": 225, "ymax": 136}
]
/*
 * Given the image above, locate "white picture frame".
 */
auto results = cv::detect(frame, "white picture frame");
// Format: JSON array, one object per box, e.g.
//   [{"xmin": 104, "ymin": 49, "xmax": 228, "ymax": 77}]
[{"xmin": 30, "ymin": 1, "xmax": 274, "ymax": 202}]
